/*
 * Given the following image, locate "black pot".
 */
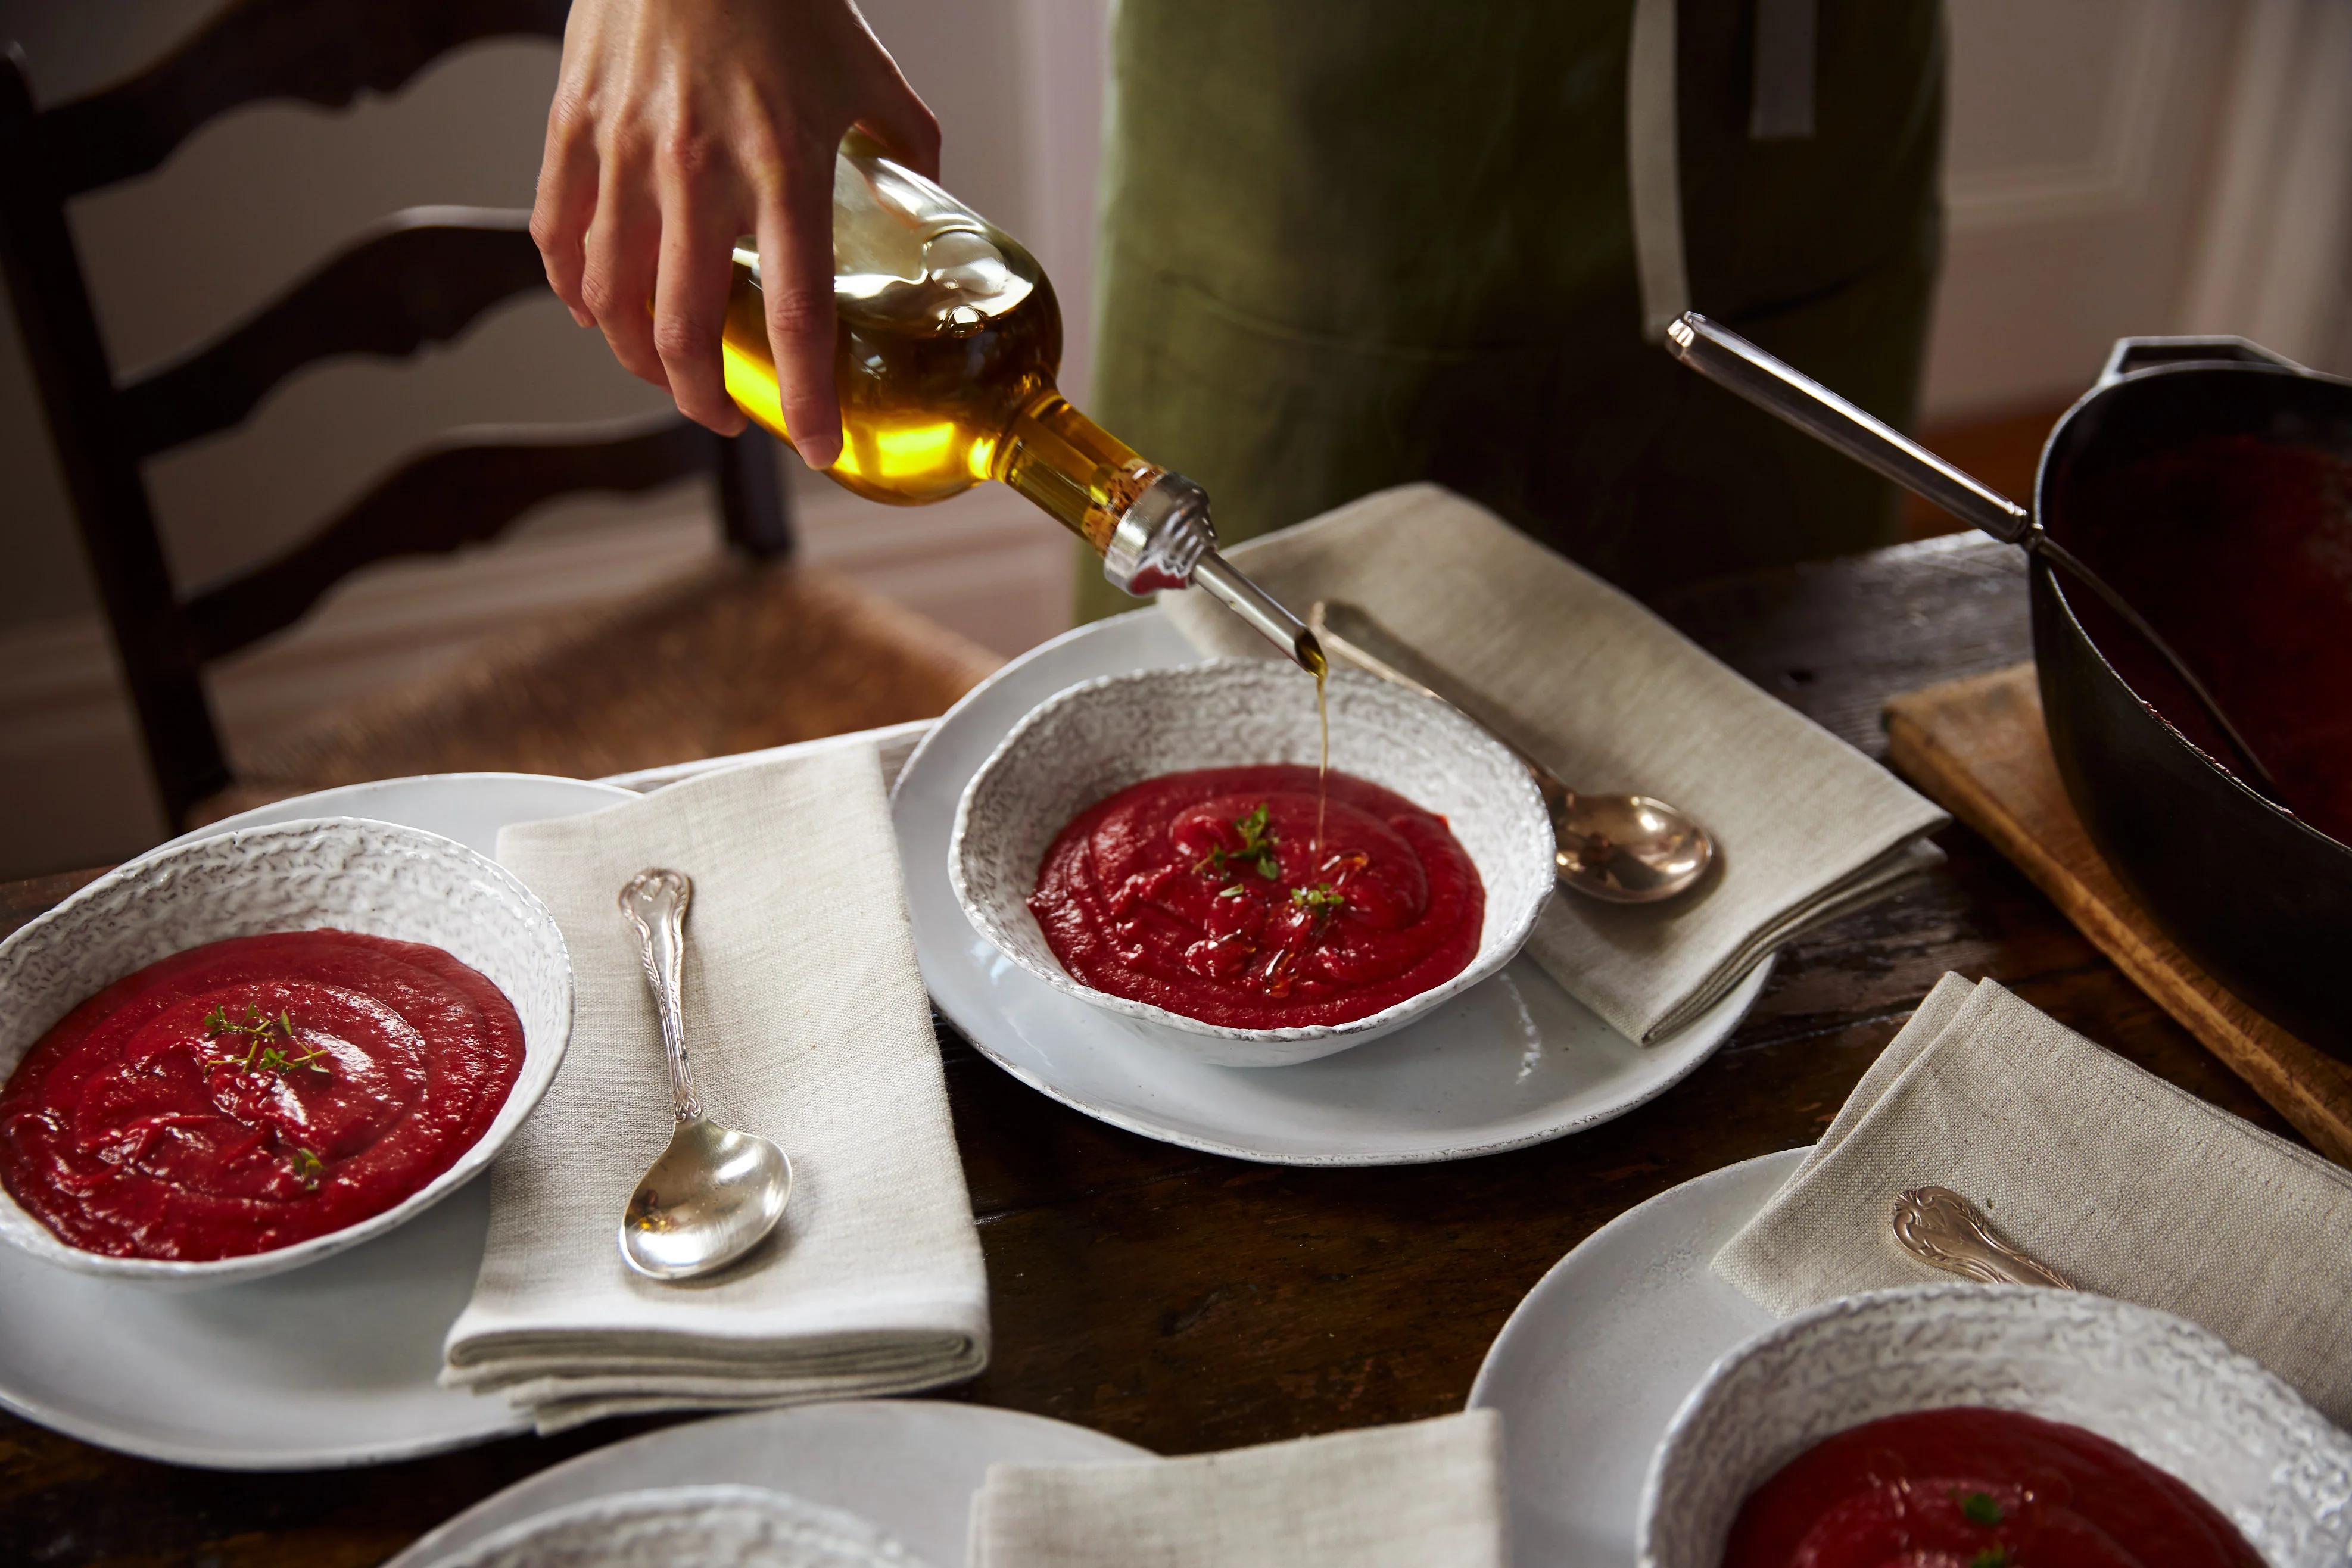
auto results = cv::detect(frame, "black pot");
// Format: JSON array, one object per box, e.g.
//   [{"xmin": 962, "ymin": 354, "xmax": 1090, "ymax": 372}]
[{"xmin": 2033, "ymin": 338, "xmax": 2352, "ymax": 1058}]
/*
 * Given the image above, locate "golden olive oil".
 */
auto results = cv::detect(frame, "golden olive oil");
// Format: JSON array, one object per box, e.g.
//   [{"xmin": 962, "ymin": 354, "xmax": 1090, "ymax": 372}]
[{"xmin": 718, "ymin": 141, "xmax": 1161, "ymax": 554}]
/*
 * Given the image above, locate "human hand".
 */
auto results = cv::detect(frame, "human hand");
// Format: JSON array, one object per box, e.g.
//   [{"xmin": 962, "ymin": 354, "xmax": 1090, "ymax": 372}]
[{"xmin": 532, "ymin": 0, "xmax": 939, "ymax": 466}]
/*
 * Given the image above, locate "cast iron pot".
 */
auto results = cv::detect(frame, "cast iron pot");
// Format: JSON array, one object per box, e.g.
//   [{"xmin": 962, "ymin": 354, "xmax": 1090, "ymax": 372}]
[{"xmin": 2033, "ymin": 338, "xmax": 2352, "ymax": 1059}]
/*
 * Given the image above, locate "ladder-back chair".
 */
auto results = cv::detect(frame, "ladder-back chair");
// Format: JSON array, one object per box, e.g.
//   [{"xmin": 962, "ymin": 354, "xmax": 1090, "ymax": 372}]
[{"xmin": 0, "ymin": 0, "xmax": 995, "ymax": 829}]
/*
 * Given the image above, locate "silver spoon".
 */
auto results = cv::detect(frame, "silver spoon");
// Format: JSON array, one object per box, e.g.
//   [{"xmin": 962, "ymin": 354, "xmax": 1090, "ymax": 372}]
[
  {"xmin": 616, "ymin": 868, "xmax": 792, "ymax": 1281},
  {"xmin": 1310, "ymin": 601, "xmax": 1714, "ymax": 903},
  {"xmin": 1892, "ymin": 1186, "xmax": 2077, "ymax": 1289}
]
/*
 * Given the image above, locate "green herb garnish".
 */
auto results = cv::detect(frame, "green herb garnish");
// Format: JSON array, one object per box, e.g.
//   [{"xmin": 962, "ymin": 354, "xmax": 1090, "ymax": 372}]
[
  {"xmin": 1197, "ymin": 803, "xmax": 1281, "ymax": 883},
  {"xmin": 205, "ymin": 1002, "xmax": 288, "ymax": 1042},
  {"xmin": 1290, "ymin": 883, "xmax": 1346, "ymax": 912},
  {"xmin": 205, "ymin": 1004, "xmax": 329, "ymax": 1077},
  {"xmin": 288, "ymin": 1146, "xmax": 324, "ymax": 1189},
  {"xmin": 253, "ymin": 1042, "xmax": 329, "ymax": 1076},
  {"xmin": 1970, "ymin": 1550, "xmax": 2010, "ymax": 1568},
  {"xmin": 1958, "ymin": 1492, "xmax": 2003, "ymax": 1528}
]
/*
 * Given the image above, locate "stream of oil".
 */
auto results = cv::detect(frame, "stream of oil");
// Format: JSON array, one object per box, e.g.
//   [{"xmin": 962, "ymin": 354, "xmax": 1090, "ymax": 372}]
[{"xmin": 1313, "ymin": 662, "xmax": 1329, "ymax": 865}]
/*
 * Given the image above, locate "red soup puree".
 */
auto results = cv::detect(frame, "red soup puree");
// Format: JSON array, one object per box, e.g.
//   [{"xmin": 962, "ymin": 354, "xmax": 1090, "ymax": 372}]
[
  {"xmin": 1724, "ymin": 1407, "xmax": 2262, "ymax": 1568},
  {"xmin": 1027, "ymin": 764, "xmax": 1484, "ymax": 1029},
  {"xmin": 0, "ymin": 930, "xmax": 524, "ymax": 1261}
]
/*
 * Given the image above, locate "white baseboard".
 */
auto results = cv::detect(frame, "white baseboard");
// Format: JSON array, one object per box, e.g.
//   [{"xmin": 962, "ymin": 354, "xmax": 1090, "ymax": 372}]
[{"xmin": 0, "ymin": 481, "xmax": 1078, "ymax": 874}]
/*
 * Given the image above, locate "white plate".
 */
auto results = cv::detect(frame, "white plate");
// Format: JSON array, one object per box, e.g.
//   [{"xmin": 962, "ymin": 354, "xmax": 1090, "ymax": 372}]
[
  {"xmin": 0, "ymin": 772, "xmax": 631, "ymax": 1466},
  {"xmin": 160, "ymin": 772, "xmax": 637, "ymax": 857},
  {"xmin": 890, "ymin": 610, "xmax": 1770, "ymax": 1165},
  {"xmin": 428, "ymin": 1485, "xmax": 920, "ymax": 1568},
  {"xmin": 1468, "ymin": 1147, "xmax": 1798, "ymax": 1568},
  {"xmin": 387, "ymin": 1401, "xmax": 1148, "ymax": 1568}
]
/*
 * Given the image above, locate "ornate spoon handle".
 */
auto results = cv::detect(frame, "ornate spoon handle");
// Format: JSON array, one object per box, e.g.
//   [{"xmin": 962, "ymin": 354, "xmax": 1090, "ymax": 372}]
[
  {"xmin": 619, "ymin": 868, "xmax": 702, "ymax": 1124},
  {"xmin": 1892, "ymin": 1186, "xmax": 2077, "ymax": 1290}
]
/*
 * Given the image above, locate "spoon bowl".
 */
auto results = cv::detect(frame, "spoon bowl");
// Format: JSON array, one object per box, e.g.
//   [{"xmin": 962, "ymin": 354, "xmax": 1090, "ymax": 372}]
[
  {"xmin": 1554, "ymin": 791, "xmax": 1713, "ymax": 903},
  {"xmin": 615, "ymin": 868, "xmax": 793, "ymax": 1282},
  {"xmin": 621, "ymin": 1116, "xmax": 793, "ymax": 1282}
]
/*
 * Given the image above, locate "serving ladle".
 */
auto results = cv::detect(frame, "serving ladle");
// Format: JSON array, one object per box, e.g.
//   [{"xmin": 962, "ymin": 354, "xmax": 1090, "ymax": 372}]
[
  {"xmin": 1664, "ymin": 311, "xmax": 2280, "ymax": 798},
  {"xmin": 1309, "ymin": 601, "xmax": 1714, "ymax": 903},
  {"xmin": 616, "ymin": 868, "xmax": 792, "ymax": 1282}
]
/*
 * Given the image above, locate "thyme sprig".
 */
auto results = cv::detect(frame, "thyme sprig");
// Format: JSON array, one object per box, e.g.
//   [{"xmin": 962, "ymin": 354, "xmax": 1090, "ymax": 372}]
[
  {"xmin": 288, "ymin": 1145, "xmax": 324, "ymax": 1189},
  {"xmin": 204, "ymin": 1003, "xmax": 330, "ymax": 1078},
  {"xmin": 205, "ymin": 1001, "xmax": 289, "ymax": 1042},
  {"xmin": 1196, "ymin": 802, "xmax": 1281, "ymax": 882},
  {"xmin": 1290, "ymin": 883, "xmax": 1346, "ymax": 912}
]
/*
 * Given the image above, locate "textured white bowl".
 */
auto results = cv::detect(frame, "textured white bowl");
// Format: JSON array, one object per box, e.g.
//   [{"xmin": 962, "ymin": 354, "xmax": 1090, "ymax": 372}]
[
  {"xmin": 1640, "ymin": 1283, "xmax": 2352, "ymax": 1568},
  {"xmin": 0, "ymin": 817, "xmax": 571, "ymax": 1286},
  {"xmin": 427, "ymin": 1485, "xmax": 926, "ymax": 1568},
  {"xmin": 949, "ymin": 660, "xmax": 1556, "ymax": 1066}
]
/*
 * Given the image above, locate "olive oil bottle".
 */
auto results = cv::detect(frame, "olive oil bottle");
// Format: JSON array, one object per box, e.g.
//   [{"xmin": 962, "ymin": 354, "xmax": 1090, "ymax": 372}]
[{"xmin": 718, "ymin": 135, "xmax": 1320, "ymax": 672}]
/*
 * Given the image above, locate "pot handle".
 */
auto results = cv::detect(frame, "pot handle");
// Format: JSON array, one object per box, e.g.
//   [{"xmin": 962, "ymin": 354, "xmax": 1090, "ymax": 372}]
[{"xmin": 2098, "ymin": 335, "xmax": 2308, "ymax": 389}]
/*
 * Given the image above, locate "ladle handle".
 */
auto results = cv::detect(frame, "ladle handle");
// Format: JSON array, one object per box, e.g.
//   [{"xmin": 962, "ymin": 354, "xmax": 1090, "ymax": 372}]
[
  {"xmin": 1666, "ymin": 312, "xmax": 2284, "ymax": 799},
  {"xmin": 619, "ymin": 868, "xmax": 702, "ymax": 1124},
  {"xmin": 1665, "ymin": 313, "xmax": 2033, "ymax": 544}
]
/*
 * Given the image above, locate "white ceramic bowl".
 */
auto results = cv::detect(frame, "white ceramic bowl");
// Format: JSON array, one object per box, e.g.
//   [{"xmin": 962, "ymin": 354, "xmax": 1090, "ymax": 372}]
[
  {"xmin": 0, "ymin": 817, "xmax": 571, "ymax": 1286},
  {"xmin": 949, "ymin": 659, "xmax": 1556, "ymax": 1066},
  {"xmin": 428, "ymin": 1485, "xmax": 926, "ymax": 1568},
  {"xmin": 1640, "ymin": 1283, "xmax": 2352, "ymax": 1568}
]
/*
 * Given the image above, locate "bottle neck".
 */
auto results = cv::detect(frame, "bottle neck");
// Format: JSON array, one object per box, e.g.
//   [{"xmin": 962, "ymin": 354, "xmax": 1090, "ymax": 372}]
[
  {"xmin": 989, "ymin": 388, "xmax": 1325, "ymax": 674},
  {"xmin": 991, "ymin": 391, "xmax": 1167, "ymax": 556}
]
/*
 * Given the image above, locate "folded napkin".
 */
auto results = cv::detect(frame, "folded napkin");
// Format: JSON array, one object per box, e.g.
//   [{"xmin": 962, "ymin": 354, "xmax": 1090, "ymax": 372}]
[
  {"xmin": 441, "ymin": 748, "xmax": 989, "ymax": 1432},
  {"xmin": 969, "ymin": 1411, "xmax": 1506, "ymax": 1568},
  {"xmin": 1161, "ymin": 484, "xmax": 1948, "ymax": 1042},
  {"xmin": 1717, "ymin": 972, "xmax": 2352, "ymax": 1424}
]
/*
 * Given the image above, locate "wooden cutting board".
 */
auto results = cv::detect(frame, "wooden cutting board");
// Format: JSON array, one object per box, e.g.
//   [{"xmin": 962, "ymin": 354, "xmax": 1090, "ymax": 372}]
[{"xmin": 1885, "ymin": 662, "xmax": 2352, "ymax": 1165}]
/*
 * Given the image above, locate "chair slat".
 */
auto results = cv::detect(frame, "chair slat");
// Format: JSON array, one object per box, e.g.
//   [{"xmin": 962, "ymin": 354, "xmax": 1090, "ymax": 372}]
[
  {"xmin": 186, "ymin": 413, "xmax": 715, "ymax": 660},
  {"xmin": 7, "ymin": 2, "xmax": 802, "ymax": 830},
  {"xmin": 120, "ymin": 208, "xmax": 549, "ymax": 457},
  {"xmin": 38, "ymin": 0, "xmax": 571, "ymax": 198},
  {"xmin": 0, "ymin": 52, "xmax": 233, "ymax": 815}
]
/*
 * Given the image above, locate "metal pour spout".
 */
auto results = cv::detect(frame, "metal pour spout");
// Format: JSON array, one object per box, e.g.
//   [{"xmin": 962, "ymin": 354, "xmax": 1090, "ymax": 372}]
[
  {"xmin": 1192, "ymin": 552, "xmax": 1326, "ymax": 676},
  {"xmin": 1099, "ymin": 470, "xmax": 1325, "ymax": 675}
]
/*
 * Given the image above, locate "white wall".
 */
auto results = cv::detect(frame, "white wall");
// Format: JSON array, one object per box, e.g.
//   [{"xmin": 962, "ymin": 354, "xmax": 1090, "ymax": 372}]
[{"xmin": 1924, "ymin": 0, "xmax": 2351, "ymax": 417}]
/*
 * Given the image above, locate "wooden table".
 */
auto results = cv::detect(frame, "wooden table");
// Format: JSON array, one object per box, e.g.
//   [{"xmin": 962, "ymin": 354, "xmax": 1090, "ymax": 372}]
[{"xmin": 0, "ymin": 536, "xmax": 2300, "ymax": 1567}]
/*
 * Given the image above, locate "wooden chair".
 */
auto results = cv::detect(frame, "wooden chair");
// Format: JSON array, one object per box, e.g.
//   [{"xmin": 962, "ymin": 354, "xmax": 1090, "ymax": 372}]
[{"xmin": 0, "ymin": 0, "xmax": 999, "ymax": 830}]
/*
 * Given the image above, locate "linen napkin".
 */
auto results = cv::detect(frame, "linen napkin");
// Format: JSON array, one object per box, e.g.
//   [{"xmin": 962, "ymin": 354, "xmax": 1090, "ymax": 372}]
[
  {"xmin": 1715, "ymin": 972, "xmax": 2352, "ymax": 1425},
  {"xmin": 441, "ymin": 747, "xmax": 989, "ymax": 1432},
  {"xmin": 968, "ymin": 1411, "xmax": 1506, "ymax": 1568},
  {"xmin": 1160, "ymin": 484, "xmax": 1948, "ymax": 1042}
]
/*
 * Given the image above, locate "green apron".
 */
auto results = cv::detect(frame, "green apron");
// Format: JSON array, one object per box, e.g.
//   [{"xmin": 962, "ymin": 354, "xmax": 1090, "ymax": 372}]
[{"xmin": 1075, "ymin": 0, "xmax": 1945, "ymax": 622}]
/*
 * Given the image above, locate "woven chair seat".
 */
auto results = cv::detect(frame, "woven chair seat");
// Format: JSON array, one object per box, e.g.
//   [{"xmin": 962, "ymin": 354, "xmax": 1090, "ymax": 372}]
[{"xmin": 197, "ymin": 559, "xmax": 1001, "ymax": 822}]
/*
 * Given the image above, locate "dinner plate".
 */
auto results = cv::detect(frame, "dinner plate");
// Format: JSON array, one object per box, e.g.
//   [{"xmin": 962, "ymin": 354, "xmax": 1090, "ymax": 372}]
[
  {"xmin": 385, "ymin": 1401, "xmax": 1148, "ymax": 1568},
  {"xmin": 890, "ymin": 609, "xmax": 1770, "ymax": 1165},
  {"xmin": 0, "ymin": 772, "xmax": 631, "ymax": 1467},
  {"xmin": 1466, "ymin": 1146, "xmax": 1800, "ymax": 1568},
  {"xmin": 158, "ymin": 771, "xmax": 637, "ymax": 856}
]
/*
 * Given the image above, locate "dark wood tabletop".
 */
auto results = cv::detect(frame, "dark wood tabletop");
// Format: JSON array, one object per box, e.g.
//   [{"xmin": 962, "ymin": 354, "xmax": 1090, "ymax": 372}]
[{"xmin": 0, "ymin": 535, "xmax": 2298, "ymax": 1567}]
